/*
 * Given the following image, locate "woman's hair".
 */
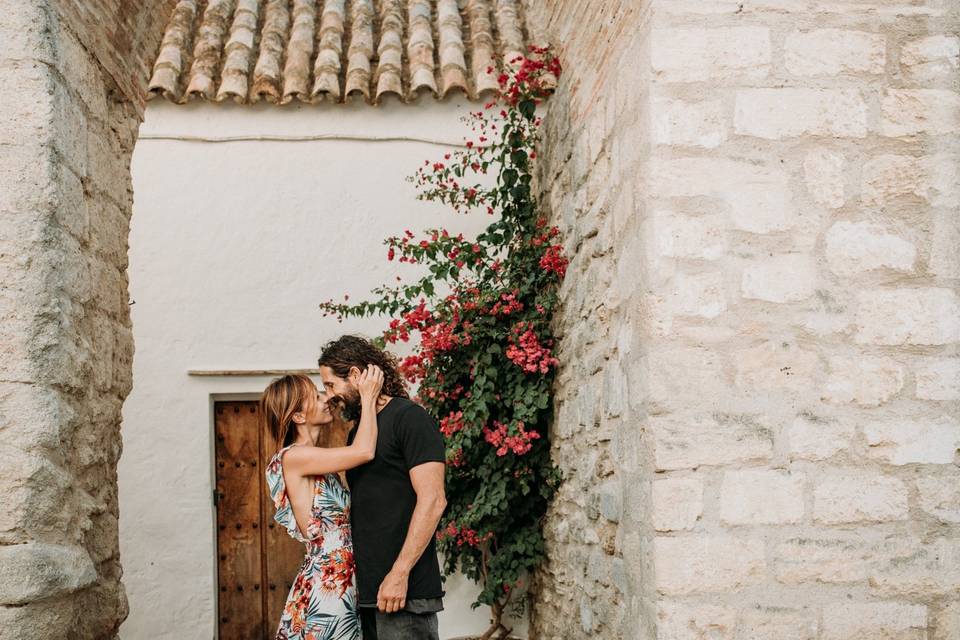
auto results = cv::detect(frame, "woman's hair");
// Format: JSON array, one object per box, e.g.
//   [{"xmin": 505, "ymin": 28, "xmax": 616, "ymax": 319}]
[
  {"xmin": 318, "ymin": 335, "xmax": 409, "ymax": 399},
  {"xmin": 259, "ymin": 374, "xmax": 316, "ymax": 451}
]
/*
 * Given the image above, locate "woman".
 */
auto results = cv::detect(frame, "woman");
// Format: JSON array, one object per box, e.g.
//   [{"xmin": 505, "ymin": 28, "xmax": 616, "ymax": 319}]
[{"xmin": 260, "ymin": 365, "xmax": 384, "ymax": 640}]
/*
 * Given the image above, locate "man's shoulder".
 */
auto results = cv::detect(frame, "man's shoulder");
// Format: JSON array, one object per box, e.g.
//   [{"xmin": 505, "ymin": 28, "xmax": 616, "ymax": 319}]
[{"xmin": 388, "ymin": 397, "xmax": 431, "ymax": 421}]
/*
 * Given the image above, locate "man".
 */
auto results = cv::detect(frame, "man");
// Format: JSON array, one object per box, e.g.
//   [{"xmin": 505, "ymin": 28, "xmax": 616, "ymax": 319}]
[{"xmin": 318, "ymin": 335, "xmax": 447, "ymax": 640}]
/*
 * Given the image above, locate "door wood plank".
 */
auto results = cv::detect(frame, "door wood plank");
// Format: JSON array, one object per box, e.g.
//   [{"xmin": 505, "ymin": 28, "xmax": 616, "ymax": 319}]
[{"xmin": 215, "ymin": 402, "xmax": 264, "ymax": 638}]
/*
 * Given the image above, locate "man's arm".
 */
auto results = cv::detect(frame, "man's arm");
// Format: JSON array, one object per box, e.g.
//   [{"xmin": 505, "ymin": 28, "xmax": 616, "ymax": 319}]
[{"xmin": 376, "ymin": 461, "xmax": 446, "ymax": 613}]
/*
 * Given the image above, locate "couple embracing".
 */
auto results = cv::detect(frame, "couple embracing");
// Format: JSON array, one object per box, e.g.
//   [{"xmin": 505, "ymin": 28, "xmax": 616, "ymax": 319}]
[{"xmin": 259, "ymin": 335, "xmax": 447, "ymax": 640}]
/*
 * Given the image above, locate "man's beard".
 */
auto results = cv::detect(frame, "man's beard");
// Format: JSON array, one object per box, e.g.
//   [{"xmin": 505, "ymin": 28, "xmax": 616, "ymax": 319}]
[{"xmin": 336, "ymin": 388, "xmax": 363, "ymax": 423}]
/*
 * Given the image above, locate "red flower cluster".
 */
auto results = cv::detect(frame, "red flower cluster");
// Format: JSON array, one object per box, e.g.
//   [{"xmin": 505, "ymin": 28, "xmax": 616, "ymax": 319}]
[
  {"xmin": 483, "ymin": 420, "xmax": 542, "ymax": 456},
  {"xmin": 490, "ymin": 290, "xmax": 524, "ymax": 316},
  {"xmin": 439, "ymin": 411, "xmax": 465, "ymax": 438},
  {"xmin": 539, "ymin": 244, "xmax": 568, "ymax": 278},
  {"xmin": 398, "ymin": 353, "xmax": 426, "ymax": 383},
  {"xmin": 437, "ymin": 521, "xmax": 493, "ymax": 548},
  {"xmin": 506, "ymin": 323, "xmax": 559, "ymax": 374},
  {"xmin": 493, "ymin": 46, "xmax": 562, "ymax": 106},
  {"xmin": 421, "ymin": 318, "xmax": 468, "ymax": 354},
  {"xmin": 383, "ymin": 300, "xmax": 432, "ymax": 343}
]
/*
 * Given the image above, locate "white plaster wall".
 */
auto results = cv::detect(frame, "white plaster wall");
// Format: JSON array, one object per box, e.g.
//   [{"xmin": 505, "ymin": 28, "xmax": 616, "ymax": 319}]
[{"xmin": 120, "ymin": 99, "xmax": 527, "ymax": 639}]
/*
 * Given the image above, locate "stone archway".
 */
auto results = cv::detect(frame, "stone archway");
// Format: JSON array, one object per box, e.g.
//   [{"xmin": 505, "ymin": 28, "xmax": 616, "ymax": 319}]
[{"xmin": 0, "ymin": 2, "xmax": 174, "ymax": 636}]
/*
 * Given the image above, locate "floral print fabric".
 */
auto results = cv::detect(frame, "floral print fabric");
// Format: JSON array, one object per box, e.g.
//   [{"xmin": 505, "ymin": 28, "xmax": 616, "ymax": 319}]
[{"xmin": 266, "ymin": 444, "xmax": 360, "ymax": 640}]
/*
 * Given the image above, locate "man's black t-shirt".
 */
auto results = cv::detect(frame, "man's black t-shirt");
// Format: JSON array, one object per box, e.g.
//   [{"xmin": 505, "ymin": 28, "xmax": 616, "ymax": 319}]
[{"xmin": 346, "ymin": 396, "xmax": 446, "ymax": 606}]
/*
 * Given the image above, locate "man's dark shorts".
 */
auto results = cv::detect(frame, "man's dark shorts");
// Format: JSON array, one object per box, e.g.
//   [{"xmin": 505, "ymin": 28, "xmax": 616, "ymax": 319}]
[{"xmin": 359, "ymin": 598, "xmax": 442, "ymax": 640}]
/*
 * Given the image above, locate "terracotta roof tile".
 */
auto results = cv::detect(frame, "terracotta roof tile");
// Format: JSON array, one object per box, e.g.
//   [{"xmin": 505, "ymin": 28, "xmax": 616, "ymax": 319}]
[{"xmin": 147, "ymin": 0, "xmax": 547, "ymax": 105}]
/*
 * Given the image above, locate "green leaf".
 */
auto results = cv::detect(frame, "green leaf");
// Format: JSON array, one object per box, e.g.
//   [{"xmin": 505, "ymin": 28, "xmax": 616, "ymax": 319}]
[{"xmin": 519, "ymin": 100, "xmax": 537, "ymax": 120}]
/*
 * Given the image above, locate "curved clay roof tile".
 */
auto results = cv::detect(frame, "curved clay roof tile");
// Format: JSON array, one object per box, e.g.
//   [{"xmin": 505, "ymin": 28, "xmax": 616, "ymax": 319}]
[{"xmin": 146, "ymin": 0, "xmax": 547, "ymax": 106}]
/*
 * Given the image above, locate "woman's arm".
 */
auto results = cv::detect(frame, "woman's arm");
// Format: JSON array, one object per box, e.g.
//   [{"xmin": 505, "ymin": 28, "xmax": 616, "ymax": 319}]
[{"xmin": 285, "ymin": 365, "xmax": 383, "ymax": 476}]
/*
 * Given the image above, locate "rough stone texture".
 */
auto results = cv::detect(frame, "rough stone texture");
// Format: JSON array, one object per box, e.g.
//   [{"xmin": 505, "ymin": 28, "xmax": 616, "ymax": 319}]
[
  {"xmin": 880, "ymin": 90, "xmax": 960, "ymax": 136},
  {"xmin": 740, "ymin": 254, "xmax": 818, "ymax": 303},
  {"xmin": 821, "ymin": 602, "xmax": 928, "ymax": 640},
  {"xmin": 822, "ymin": 354, "xmax": 905, "ymax": 407},
  {"xmin": 654, "ymin": 536, "xmax": 766, "ymax": 595},
  {"xmin": 863, "ymin": 416, "xmax": 960, "ymax": 465},
  {"xmin": 0, "ymin": 1, "xmax": 172, "ymax": 637},
  {"xmin": 734, "ymin": 88, "xmax": 869, "ymax": 139},
  {"xmin": 652, "ymin": 477, "xmax": 703, "ymax": 532},
  {"xmin": 719, "ymin": 469, "xmax": 805, "ymax": 525},
  {"xmin": 915, "ymin": 357, "xmax": 960, "ymax": 401},
  {"xmin": 825, "ymin": 221, "xmax": 916, "ymax": 275},
  {"xmin": 803, "ymin": 149, "xmax": 846, "ymax": 208},
  {"xmin": 528, "ymin": 0, "xmax": 960, "ymax": 637},
  {"xmin": 785, "ymin": 413, "xmax": 855, "ymax": 461},
  {"xmin": 901, "ymin": 35, "xmax": 960, "ymax": 81},
  {"xmin": 0, "ymin": 542, "xmax": 96, "ymax": 605},
  {"xmin": 814, "ymin": 471, "xmax": 909, "ymax": 524},
  {"xmin": 854, "ymin": 288, "xmax": 960, "ymax": 346},
  {"xmin": 930, "ymin": 210, "xmax": 960, "ymax": 278},
  {"xmin": 784, "ymin": 29, "xmax": 886, "ymax": 76}
]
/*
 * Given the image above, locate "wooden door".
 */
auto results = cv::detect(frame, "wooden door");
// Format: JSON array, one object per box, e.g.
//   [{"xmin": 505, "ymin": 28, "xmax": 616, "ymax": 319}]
[{"xmin": 214, "ymin": 401, "xmax": 305, "ymax": 639}]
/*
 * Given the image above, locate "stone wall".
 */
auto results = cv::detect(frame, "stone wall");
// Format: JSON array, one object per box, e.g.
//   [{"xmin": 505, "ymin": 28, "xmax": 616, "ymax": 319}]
[
  {"xmin": 0, "ymin": 2, "xmax": 171, "ymax": 637},
  {"xmin": 530, "ymin": 1, "xmax": 959, "ymax": 638}
]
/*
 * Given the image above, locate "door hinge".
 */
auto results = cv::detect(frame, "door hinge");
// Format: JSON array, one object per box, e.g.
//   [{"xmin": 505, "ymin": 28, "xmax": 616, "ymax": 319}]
[{"xmin": 213, "ymin": 490, "xmax": 220, "ymax": 506}]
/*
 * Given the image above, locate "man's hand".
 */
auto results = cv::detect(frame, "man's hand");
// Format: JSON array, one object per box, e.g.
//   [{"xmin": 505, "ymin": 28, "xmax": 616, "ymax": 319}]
[{"xmin": 376, "ymin": 567, "xmax": 409, "ymax": 613}]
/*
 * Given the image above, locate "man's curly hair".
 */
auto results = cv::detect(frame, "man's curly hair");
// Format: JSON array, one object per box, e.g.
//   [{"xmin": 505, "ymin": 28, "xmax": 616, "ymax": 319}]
[{"xmin": 318, "ymin": 335, "xmax": 409, "ymax": 399}]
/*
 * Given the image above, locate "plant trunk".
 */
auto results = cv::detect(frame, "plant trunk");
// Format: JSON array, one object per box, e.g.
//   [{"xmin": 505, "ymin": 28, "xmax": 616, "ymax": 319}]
[{"xmin": 479, "ymin": 600, "xmax": 512, "ymax": 640}]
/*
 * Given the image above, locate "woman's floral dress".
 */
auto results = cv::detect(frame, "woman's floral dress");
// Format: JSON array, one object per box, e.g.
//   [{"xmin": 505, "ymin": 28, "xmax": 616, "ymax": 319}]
[{"xmin": 266, "ymin": 444, "xmax": 360, "ymax": 640}]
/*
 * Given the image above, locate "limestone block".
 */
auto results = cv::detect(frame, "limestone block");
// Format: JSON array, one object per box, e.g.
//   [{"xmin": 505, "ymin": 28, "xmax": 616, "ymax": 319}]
[
  {"xmin": 646, "ymin": 347, "xmax": 732, "ymax": 408},
  {"xmin": 734, "ymin": 341, "xmax": 821, "ymax": 393},
  {"xmin": 933, "ymin": 601, "xmax": 960, "ymax": 640},
  {"xmin": 916, "ymin": 358, "xmax": 960, "ymax": 401},
  {"xmin": 736, "ymin": 607, "xmax": 818, "ymax": 640},
  {"xmin": 823, "ymin": 355, "xmax": 905, "ymax": 407},
  {"xmin": 825, "ymin": 221, "xmax": 915, "ymax": 275},
  {"xmin": 880, "ymin": 90, "xmax": 960, "ymax": 136},
  {"xmin": 652, "ymin": 96, "xmax": 727, "ymax": 148},
  {"xmin": 803, "ymin": 149, "xmax": 845, "ymax": 208},
  {"xmin": 734, "ymin": 89, "xmax": 868, "ymax": 139},
  {"xmin": 667, "ymin": 271, "xmax": 727, "ymax": 318},
  {"xmin": 861, "ymin": 154, "xmax": 960, "ymax": 207},
  {"xmin": 871, "ymin": 537, "xmax": 960, "ymax": 599},
  {"xmin": 651, "ymin": 157, "xmax": 794, "ymax": 233},
  {"xmin": 775, "ymin": 533, "xmax": 913, "ymax": 584},
  {"xmin": 651, "ymin": 210, "xmax": 728, "ymax": 261},
  {"xmin": 821, "ymin": 602, "xmax": 927, "ymax": 640},
  {"xmin": 597, "ymin": 481, "xmax": 623, "ymax": 523},
  {"xmin": 650, "ymin": 412, "xmax": 773, "ymax": 471},
  {"xmin": 0, "ymin": 600, "xmax": 75, "ymax": 640},
  {"xmin": 657, "ymin": 602, "xmax": 736, "ymax": 640},
  {"xmin": 746, "ymin": 1, "xmax": 945, "ymax": 17},
  {"xmin": 863, "ymin": 416, "xmax": 960, "ymax": 465},
  {"xmin": 657, "ymin": 0, "xmax": 745, "ymax": 14},
  {"xmin": 901, "ymin": 35, "xmax": 960, "ymax": 81},
  {"xmin": 918, "ymin": 477, "xmax": 960, "ymax": 523},
  {"xmin": 651, "ymin": 27, "xmax": 771, "ymax": 82},
  {"xmin": 930, "ymin": 210, "xmax": 960, "ymax": 279},
  {"xmin": 50, "ymin": 81, "xmax": 89, "ymax": 179},
  {"xmin": 854, "ymin": 288, "xmax": 960, "ymax": 346},
  {"xmin": 654, "ymin": 536, "xmax": 765, "ymax": 595},
  {"xmin": 741, "ymin": 254, "xmax": 818, "ymax": 303},
  {"xmin": 0, "ymin": 449, "xmax": 76, "ymax": 537},
  {"xmin": 813, "ymin": 471, "xmax": 908, "ymax": 523},
  {"xmin": 785, "ymin": 413, "xmax": 855, "ymax": 461},
  {"xmin": 785, "ymin": 29, "xmax": 885, "ymax": 76},
  {"xmin": 652, "ymin": 477, "xmax": 703, "ymax": 532},
  {"xmin": 720, "ymin": 469, "xmax": 805, "ymax": 525},
  {"xmin": 0, "ymin": 542, "xmax": 96, "ymax": 605}
]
